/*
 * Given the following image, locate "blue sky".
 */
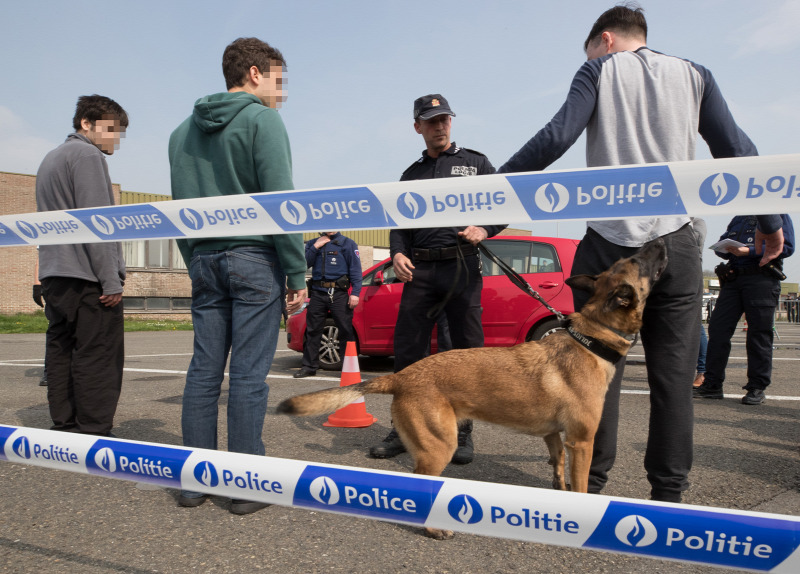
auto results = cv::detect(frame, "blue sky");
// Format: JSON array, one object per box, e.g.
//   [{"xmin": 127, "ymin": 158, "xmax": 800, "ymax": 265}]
[{"xmin": 1, "ymin": 0, "xmax": 799, "ymax": 279}]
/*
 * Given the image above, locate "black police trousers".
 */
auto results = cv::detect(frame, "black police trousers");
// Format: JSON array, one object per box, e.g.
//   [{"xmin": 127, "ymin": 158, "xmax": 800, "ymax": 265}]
[
  {"xmin": 301, "ymin": 288, "xmax": 355, "ymax": 369},
  {"xmin": 705, "ymin": 273, "xmax": 780, "ymax": 391},
  {"xmin": 393, "ymin": 255, "xmax": 483, "ymax": 373}
]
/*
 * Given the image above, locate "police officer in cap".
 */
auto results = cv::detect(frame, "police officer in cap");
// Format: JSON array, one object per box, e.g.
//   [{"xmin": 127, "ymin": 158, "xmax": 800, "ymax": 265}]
[
  {"xmin": 368, "ymin": 94, "xmax": 505, "ymax": 463},
  {"xmin": 294, "ymin": 231, "xmax": 362, "ymax": 378}
]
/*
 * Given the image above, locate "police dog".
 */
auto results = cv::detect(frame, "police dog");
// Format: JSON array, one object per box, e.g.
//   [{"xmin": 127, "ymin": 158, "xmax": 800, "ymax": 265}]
[{"xmin": 278, "ymin": 238, "xmax": 667, "ymax": 539}]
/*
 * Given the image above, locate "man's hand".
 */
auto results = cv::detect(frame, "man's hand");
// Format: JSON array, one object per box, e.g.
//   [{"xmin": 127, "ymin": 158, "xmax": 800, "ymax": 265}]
[
  {"xmin": 458, "ymin": 226, "xmax": 489, "ymax": 246},
  {"xmin": 724, "ymin": 245, "xmax": 750, "ymax": 257},
  {"xmin": 393, "ymin": 253, "xmax": 415, "ymax": 282},
  {"xmin": 32, "ymin": 285, "xmax": 43, "ymax": 307},
  {"xmin": 286, "ymin": 288, "xmax": 307, "ymax": 315},
  {"xmin": 314, "ymin": 236, "xmax": 331, "ymax": 249},
  {"xmin": 348, "ymin": 295, "xmax": 359, "ymax": 309},
  {"xmin": 755, "ymin": 228, "xmax": 784, "ymax": 266},
  {"xmin": 99, "ymin": 292, "xmax": 123, "ymax": 307}
]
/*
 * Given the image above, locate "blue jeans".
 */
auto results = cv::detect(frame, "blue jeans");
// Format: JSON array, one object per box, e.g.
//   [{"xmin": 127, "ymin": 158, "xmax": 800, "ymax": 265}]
[
  {"xmin": 181, "ymin": 248, "xmax": 285, "ymax": 458},
  {"xmin": 697, "ymin": 324, "xmax": 707, "ymax": 373}
]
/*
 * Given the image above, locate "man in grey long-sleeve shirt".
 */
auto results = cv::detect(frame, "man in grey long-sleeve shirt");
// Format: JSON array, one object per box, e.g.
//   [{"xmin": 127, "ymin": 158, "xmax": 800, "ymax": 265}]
[
  {"xmin": 498, "ymin": 5, "xmax": 781, "ymax": 503},
  {"xmin": 37, "ymin": 94, "xmax": 128, "ymax": 436}
]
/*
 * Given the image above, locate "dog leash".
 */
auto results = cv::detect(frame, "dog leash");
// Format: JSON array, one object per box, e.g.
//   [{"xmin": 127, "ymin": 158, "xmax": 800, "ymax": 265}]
[{"xmin": 476, "ymin": 243, "xmax": 566, "ymax": 322}]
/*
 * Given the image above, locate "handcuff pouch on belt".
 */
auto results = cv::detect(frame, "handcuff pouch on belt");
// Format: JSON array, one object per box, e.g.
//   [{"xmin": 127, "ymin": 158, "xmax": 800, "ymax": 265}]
[{"xmin": 715, "ymin": 262, "xmax": 736, "ymax": 285}]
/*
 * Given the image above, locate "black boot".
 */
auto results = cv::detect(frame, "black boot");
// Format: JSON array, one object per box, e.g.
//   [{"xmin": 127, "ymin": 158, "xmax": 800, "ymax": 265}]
[
  {"xmin": 451, "ymin": 420, "xmax": 474, "ymax": 464},
  {"xmin": 369, "ymin": 428, "xmax": 406, "ymax": 458}
]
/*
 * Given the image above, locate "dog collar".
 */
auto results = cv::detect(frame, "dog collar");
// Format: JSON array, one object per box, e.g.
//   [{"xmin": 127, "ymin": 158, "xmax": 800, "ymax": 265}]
[{"xmin": 565, "ymin": 321, "xmax": 624, "ymax": 363}]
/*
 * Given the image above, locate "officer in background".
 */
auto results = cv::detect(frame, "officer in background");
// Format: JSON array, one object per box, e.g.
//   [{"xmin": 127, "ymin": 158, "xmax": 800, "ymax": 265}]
[
  {"xmin": 294, "ymin": 232, "xmax": 362, "ymax": 378},
  {"xmin": 368, "ymin": 94, "xmax": 505, "ymax": 464},
  {"xmin": 694, "ymin": 215, "xmax": 794, "ymax": 405}
]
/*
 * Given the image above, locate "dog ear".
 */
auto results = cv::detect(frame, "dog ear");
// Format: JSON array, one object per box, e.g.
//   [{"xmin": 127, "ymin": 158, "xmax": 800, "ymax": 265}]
[
  {"xmin": 566, "ymin": 274, "xmax": 598, "ymax": 295},
  {"xmin": 605, "ymin": 283, "xmax": 637, "ymax": 311}
]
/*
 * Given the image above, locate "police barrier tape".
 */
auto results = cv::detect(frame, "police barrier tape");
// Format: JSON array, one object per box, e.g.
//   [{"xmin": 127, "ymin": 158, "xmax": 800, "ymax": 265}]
[
  {"xmin": 1, "ymin": 424, "xmax": 798, "ymax": 571},
  {"xmin": 1, "ymin": 154, "xmax": 799, "ymax": 246}
]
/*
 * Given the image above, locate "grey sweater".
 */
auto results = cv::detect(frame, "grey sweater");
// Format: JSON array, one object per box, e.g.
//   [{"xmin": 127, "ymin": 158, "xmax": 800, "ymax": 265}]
[
  {"xmin": 499, "ymin": 47, "xmax": 758, "ymax": 247},
  {"xmin": 36, "ymin": 133, "xmax": 125, "ymax": 294}
]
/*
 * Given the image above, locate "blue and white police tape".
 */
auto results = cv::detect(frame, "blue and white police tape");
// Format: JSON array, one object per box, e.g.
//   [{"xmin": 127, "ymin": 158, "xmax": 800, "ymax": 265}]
[
  {"xmin": 1, "ymin": 154, "xmax": 799, "ymax": 247},
  {"xmin": 2, "ymin": 424, "xmax": 798, "ymax": 571}
]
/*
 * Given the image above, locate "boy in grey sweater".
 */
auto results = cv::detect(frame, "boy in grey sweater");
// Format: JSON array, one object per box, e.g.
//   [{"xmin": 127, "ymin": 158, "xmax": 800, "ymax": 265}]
[{"xmin": 37, "ymin": 94, "xmax": 128, "ymax": 436}]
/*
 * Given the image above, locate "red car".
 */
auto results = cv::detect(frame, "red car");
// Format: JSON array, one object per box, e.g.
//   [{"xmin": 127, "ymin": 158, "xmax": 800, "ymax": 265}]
[{"xmin": 286, "ymin": 235, "xmax": 579, "ymax": 370}]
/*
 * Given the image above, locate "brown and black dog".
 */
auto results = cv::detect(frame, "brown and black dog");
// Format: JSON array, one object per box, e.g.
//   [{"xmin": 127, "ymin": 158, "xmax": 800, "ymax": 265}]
[{"xmin": 278, "ymin": 238, "xmax": 667, "ymax": 539}]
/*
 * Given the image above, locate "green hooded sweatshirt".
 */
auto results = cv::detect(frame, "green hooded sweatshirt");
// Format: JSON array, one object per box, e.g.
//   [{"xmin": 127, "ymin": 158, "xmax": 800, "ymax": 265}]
[{"xmin": 169, "ymin": 91, "xmax": 306, "ymax": 290}]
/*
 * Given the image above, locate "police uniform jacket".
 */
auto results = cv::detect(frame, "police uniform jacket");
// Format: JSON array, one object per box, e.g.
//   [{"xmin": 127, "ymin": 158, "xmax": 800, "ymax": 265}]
[
  {"xmin": 717, "ymin": 215, "xmax": 794, "ymax": 270},
  {"xmin": 305, "ymin": 233, "xmax": 362, "ymax": 296},
  {"xmin": 390, "ymin": 143, "xmax": 505, "ymax": 259}
]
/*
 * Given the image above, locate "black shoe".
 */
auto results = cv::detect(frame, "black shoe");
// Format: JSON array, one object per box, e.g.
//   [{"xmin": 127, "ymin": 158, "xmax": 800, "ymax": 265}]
[
  {"xmin": 451, "ymin": 428, "xmax": 474, "ymax": 465},
  {"xmin": 369, "ymin": 428, "xmax": 406, "ymax": 458},
  {"xmin": 741, "ymin": 388, "xmax": 765, "ymax": 405},
  {"xmin": 178, "ymin": 492, "xmax": 209, "ymax": 507},
  {"xmin": 230, "ymin": 499, "xmax": 271, "ymax": 515},
  {"xmin": 293, "ymin": 368, "xmax": 317, "ymax": 379},
  {"xmin": 693, "ymin": 383, "xmax": 723, "ymax": 399},
  {"xmin": 39, "ymin": 376, "xmax": 47, "ymax": 386}
]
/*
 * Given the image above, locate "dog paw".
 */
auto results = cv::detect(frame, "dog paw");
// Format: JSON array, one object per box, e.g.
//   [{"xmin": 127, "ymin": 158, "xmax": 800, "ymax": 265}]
[{"xmin": 424, "ymin": 527, "xmax": 455, "ymax": 540}]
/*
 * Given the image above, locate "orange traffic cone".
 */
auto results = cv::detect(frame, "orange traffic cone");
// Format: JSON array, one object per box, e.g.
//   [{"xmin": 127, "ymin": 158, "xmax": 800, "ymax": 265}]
[{"xmin": 323, "ymin": 341, "xmax": 377, "ymax": 428}]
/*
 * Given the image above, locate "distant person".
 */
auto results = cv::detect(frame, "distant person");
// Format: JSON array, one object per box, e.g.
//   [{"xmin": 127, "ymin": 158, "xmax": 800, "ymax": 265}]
[
  {"xmin": 369, "ymin": 94, "xmax": 504, "ymax": 465},
  {"xmin": 691, "ymin": 219, "xmax": 708, "ymax": 389},
  {"xmin": 787, "ymin": 295, "xmax": 798, "ymax": 323},
  {"xmin": 169, "ymin": 37, "xmax": 307, "ymax": 514},
  {"xmin": 36, "ymin": 95, "xmax": 128, "ymax": 436},
  {"xmin": 695, "ymin": 325, "xmax": 708, "ymax": 388},
  {"xmin": 496, "ymin": 5, "xmax": 765, "ymax": 502},
  {"xmin": 294, "ymin": 231, "xmax": 362, "ymax": 378},
  {"xmin": 694, "ymin": 215, "xmax": 794, "ymax": 405}
]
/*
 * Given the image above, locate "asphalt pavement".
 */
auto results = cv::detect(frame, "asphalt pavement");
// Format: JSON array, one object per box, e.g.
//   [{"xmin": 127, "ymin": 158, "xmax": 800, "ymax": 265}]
[{"xmin": 0, "ymin": 323, "xmax": 798, "ymax": 573}]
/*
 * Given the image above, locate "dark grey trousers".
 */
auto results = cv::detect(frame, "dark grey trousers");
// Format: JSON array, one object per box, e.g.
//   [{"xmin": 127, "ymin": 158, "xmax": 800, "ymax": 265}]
[{"xmin": 570, "ymin": 224, "xmax": 701, "ymax": 502}]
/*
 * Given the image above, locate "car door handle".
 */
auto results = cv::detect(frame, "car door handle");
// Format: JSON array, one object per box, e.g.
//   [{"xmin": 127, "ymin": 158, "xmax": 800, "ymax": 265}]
[{"xmin": 538, "ymin": 281, "xmax": 560, "ymax": 288}]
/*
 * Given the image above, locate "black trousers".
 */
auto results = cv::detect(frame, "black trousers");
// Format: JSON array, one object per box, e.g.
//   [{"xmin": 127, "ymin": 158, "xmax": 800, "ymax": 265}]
[
  {"xmin": 705, "ymin": 273, "xmax": 780, "ymax": 391},
  {"xmin": 571, "ymin": 225, "xmax": 701, "ymax": 501},
  {"xmin": 393, "ymin": 255, "xmax": 483, "ymax": 373},
  {"xmin": 41, "ymin": 277, "xmax": 124, "ymax": 435},
  {"xmin": 301, "ymin": 288, "xmax": 354, "ymax": 369}
]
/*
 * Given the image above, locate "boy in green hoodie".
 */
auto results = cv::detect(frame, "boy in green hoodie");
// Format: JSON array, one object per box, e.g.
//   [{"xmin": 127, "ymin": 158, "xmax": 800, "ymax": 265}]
[{"xmin": 169, "ymin": 37, "xmax": 306, "ymax": 515}]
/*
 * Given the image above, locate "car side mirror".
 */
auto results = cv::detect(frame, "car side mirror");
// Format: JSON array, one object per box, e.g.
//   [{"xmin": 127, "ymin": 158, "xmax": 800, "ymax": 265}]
[{"xmin": 374, "ymin": 270, "xmax": 384, "ymax": 285}]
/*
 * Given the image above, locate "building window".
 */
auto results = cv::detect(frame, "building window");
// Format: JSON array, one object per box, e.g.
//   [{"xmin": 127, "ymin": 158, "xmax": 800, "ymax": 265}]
[
  {"xmin": 123, "ymin": 296, "xmax": 192, "ymax": 313},
  {"xmin": 123, "ymin": 240, "xmax": 186, "ymax": 271}
]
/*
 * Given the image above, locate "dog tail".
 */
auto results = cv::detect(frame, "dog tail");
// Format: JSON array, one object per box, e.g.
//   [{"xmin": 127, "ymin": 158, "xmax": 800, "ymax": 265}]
[{"xmin": 276, "ymin": 376, "xmax": 396, "ymax": 417}]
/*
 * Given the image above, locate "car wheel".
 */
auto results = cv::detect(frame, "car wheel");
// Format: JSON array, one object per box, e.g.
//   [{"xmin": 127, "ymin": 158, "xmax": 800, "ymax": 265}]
[
  {"xmin": 318, "ymin": 319, "xmax": 344, "ymax": 370},
  {"xmin": 528, "ymin": 317, "xmax": 565, "ymax": 341}
]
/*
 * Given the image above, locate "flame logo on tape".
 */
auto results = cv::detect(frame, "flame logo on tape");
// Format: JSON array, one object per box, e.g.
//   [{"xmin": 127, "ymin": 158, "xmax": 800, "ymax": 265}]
[
  {"xmin": 699, "ymin": 173, "xmax": 740, "ymax": 206},
  {"xmin": 279, "ymin": 200, "xmax": 307, "ymax": 226},
  {"xmin": 94, "ymin": 447, "xmax": 117, "ymax": 472},
  {"xmin": 90, "ymin": 215, "xmax": 115, "ymax": 236},
  {"xmin": 179, "ymin": 208, "xmax": 205, "ymax": 231},
  {"xmin": 447, "ymin": 494, "xmax": 483, "ymax": 524},
  {"xmin": 614, "ymin": 515, "xmax": 657, "ymax": 547},
  {"xmin": 309, "ymin": 476, "xmax": 340, "ymax": 505},
  {"xmin": 193, "ymin": 461, "xmax": 219, "ymax": 487},
  {"xmin": 396, "ymin": 192, "xmax": 427, "ymax": 220},
  {"xmin": 12, "ymin": 436, "xmax": 31, "ymax": 459},
  {"xmin": 15, "ymin": 220, "xmax": 38, "ymax": 239},
  {"xmin": 534, "ymin": 183, "xmax": 569, "ymax": 213}
]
